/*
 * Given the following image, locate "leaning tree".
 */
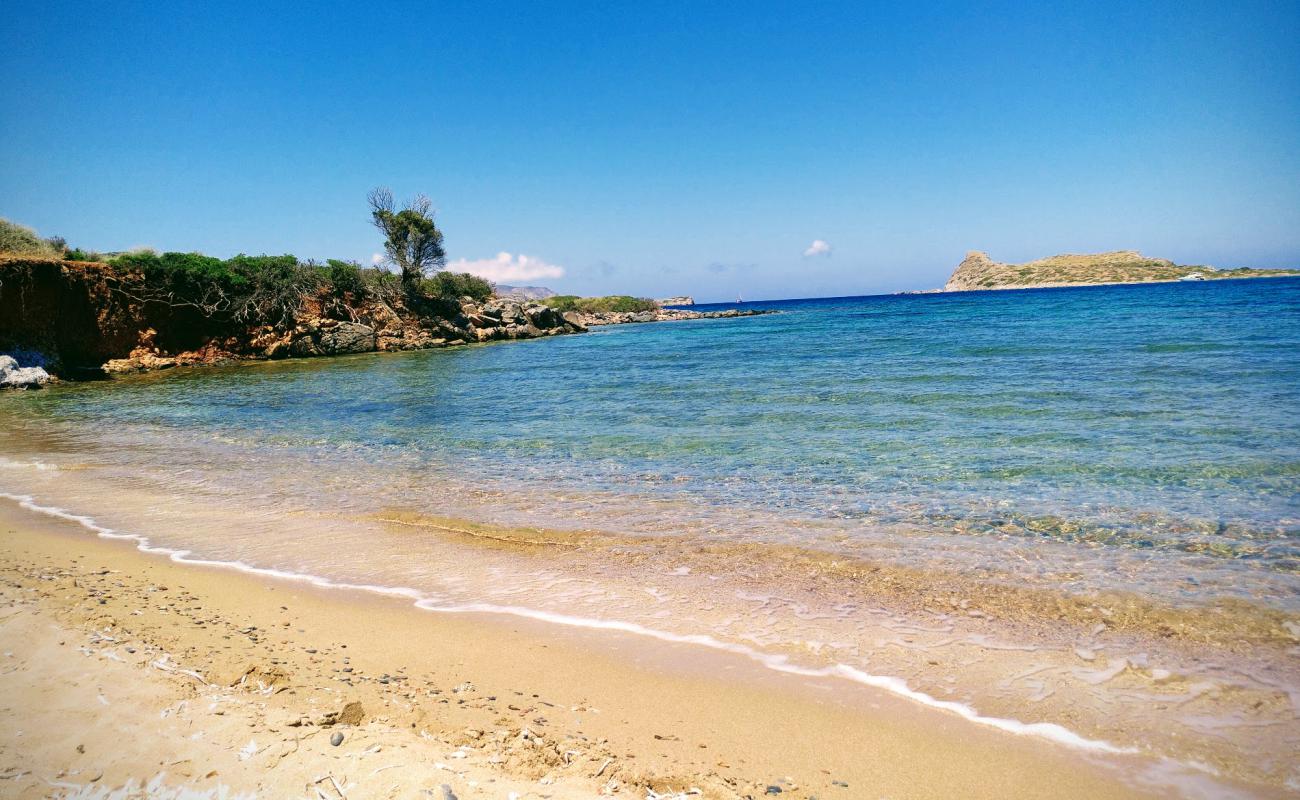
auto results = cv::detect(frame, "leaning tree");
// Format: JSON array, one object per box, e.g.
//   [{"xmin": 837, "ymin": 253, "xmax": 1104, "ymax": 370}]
[{"xmin": 367, "ymin": 187, "xmax": 446, "ymax": 294}]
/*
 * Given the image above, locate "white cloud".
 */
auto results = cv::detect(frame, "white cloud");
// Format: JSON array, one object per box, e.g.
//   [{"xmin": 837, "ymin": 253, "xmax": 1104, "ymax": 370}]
[
  {"xmin": 371, "ymin": 252, "xmax": 385, "ymax": 265},
  {"xmin": 446, "ymin": 252, "xmax": 565, "ymax": 284},
  {"xmin": 803, "ymin": 239, "xmax": 832, "ymax": 257}
]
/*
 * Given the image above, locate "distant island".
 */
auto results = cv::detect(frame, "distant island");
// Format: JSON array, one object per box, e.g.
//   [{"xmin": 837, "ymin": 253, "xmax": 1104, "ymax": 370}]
[
  {"xmin": 656, "ymin": 295, "xmax": 695, "ymax": 306},
  {"xmin": 944, "ymin": 250, "xmax": 1297, "ymax": 292}
]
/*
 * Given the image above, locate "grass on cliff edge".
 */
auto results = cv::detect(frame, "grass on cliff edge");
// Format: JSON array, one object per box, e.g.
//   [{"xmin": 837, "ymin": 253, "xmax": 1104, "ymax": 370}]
[
  {"xmin": 543, "ymin": 295, "xmax": 658, "ymax": 313},
  {"xmin": 0, "ymin": 218, "xmax": 62, "ymax": 259}
]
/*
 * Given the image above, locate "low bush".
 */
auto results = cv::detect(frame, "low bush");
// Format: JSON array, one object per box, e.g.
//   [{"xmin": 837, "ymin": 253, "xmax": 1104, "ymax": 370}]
[
  {"xmin": 64, "ymin": 248, "xmax": 107, "ymax": 262},
  {"xmin": 422, "ymin": 270, "xmax": 494, "ymax": 302},
  {"xmin": 110, "ymin": 250, "xmax": 322, "ymax": 328},
  {"xmin": 543, "ymin": 295, "xmax": 658, "ymax": 313},
  {"xmin": 326, "ymin": 259, "xmax": 366, "ymax": 297}
]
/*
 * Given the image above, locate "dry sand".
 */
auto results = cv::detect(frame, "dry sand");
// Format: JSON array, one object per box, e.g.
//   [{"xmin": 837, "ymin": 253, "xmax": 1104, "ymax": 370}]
[{"xmin": 0, "ymin": 501, "xmax": 1180, "ymax": 799}]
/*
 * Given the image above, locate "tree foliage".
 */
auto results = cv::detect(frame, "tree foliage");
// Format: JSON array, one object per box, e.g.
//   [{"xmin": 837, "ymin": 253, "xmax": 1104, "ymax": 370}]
[
  {"xmin": 326, "ymin": 259, "xmax": 366, "ymax": 298},
  {"xmin": 423, "ymin": 271, "xmax": 493, "ymax": 302},
  {"xmin": 367, "ymin": 187, "xmax": 446, "ymax": 293}
]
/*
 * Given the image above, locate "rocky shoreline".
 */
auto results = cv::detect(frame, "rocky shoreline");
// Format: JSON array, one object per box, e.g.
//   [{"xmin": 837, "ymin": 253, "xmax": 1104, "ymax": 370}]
[
  {"xmin": 95, "ymin": 305, "xmax": 774, "ymax": 375},
  {"xmin": 101, "ymin": 296, "xmax": 587, "ymax": 375},
  {"xmin": 0, "ymin": 258, "xmax": 774, "ymax": 385},
  {"xmin": 579, "ymin": 307, "xmax": 770, "ymax": 326}
]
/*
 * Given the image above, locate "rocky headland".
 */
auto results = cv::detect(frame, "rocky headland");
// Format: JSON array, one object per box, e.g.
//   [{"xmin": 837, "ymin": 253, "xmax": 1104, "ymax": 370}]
[
  {"xmin": 945, "ymin": 250, "xmax": 1297, "ymax": 291},
  {"xmin": 0, "ymin": 258, "xmax": 770, "ymax": 384}
]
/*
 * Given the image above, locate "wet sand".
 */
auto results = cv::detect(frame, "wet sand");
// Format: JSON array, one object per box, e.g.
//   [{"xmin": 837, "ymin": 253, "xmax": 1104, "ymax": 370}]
[{"xmin": 0, "ymin": 499, "xmax": 1184, "ymax": 799}]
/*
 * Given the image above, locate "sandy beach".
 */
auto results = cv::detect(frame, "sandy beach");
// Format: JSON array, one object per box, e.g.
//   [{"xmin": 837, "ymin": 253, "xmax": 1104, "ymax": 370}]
[
  {"xmin": 0, "ymin": 498, "xmax": 1183, "ymax": 800},
  {"xmin": 4, "ymin": 0, "xmax": 1298, "ymax": 795}
]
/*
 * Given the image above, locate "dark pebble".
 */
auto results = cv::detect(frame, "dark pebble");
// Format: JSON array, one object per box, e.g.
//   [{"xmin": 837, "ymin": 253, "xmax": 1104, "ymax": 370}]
[
  {"xmin": 330, "ymin": 732, "xmax": 344, "ymax": 746},
  {"xmin": 766, "ymin": 787, "xmax": 782, "ymax": 795}
]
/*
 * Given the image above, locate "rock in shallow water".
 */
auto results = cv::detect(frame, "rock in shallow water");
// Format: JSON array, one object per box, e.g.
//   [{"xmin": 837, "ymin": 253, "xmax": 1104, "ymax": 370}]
[{"xmin": 0, "ymin": 354, "xmax": 51, "ymax": 389}]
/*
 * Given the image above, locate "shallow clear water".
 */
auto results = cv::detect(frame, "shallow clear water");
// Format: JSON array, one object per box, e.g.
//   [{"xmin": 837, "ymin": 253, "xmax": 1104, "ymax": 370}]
[
  {"xmin": 5, "ymin": 277, "xmax": 1299, "ymax": 605},
  {"xmin": 3, "ymin": 277, "xmax": 1300, "ymax": 790}
]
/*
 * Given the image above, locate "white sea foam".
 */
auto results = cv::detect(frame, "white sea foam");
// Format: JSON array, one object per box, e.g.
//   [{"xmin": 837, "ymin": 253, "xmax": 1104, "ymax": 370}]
[
  {"xmin": 0, "ymin": 456, "xmax": 58, "ymax": 471},
  {"xmin": 0, "ymin": 490, "xmax": 1135, "ymax": 757}
]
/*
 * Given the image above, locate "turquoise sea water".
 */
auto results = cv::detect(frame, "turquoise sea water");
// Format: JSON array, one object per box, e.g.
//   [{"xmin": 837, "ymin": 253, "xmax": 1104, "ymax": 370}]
[{"xmin": 4, "ymin": 277, "xmax": 1300, "ymax": 609}]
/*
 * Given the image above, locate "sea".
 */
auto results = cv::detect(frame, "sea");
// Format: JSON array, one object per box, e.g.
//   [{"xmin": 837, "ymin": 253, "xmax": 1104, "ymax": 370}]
[{"xmin": 3, "ymin": 276, "xmax": 1298, "ymax": 794}]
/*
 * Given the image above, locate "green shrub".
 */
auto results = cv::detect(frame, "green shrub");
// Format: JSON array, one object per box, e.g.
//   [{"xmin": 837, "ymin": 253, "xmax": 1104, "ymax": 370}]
[
  {"xmin": 326, "ymin": 259, "xmax": 366, "ymax": 298},
  {"xmin": 542, "ymin": 295, "xmax": 579, "ymax": 312},
  {"xmin": 0, "ymin": 218, "xmax": 62, "ymax": 258},
  {"xmin": 114, "ymin": 250, "xmax": 238, "ymax": 293},
  {"xmin": 64, "ymin": 248, "xmax": 106, "ymax": 262},
  {"xmin": 542, "ymin": 295, "xmax": 658, "ymax": 313},
  {"xmin": 109, "ymin": 251, "xmax": 320, "ymax": 328},
  {"xmin": 422, "ymin": 270, "xmax": 494, "ymax": 302}
]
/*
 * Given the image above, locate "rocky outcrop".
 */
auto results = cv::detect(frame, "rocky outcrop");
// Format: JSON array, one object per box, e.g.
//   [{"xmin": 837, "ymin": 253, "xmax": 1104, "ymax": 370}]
[
  {"xmin": 0, "ymin": 257, "xmax": 760, "ymax": 380},
  {"xmin": 561, "ymin": 312, "xmax": 587, "ymax": 332},
  {"xmin": 944, "ymin": 250, "xmax": 1297, "ymax": 291},
  {"xmin": 0, "ymin": 354, "xmax": 51, "ymax": 389},
  {"xmin": 944, "ymin": 251, "xmax": 1000, "ymax": 291},
  {"xmin": 458, "ymin": 298, "xmax": 582, "ymax": 342},
  {"xmin": 580, "ymin": 307, "xmax": 773, "ymax": 326},
  {"xmin": 97, "ymin": 299, "xmax": 587, "ymax": 373},
  {"xmin": 286, "ymin": 320, "xmax": 378, "ymax": 357},
  {"xmin": 655, "ymin": 296, "xmax": 694, "ymax": 306}
]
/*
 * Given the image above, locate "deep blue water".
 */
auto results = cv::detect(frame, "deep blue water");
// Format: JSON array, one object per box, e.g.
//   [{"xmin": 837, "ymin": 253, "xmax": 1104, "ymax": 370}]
[{"xmin": 4, "ymin": 276, "xmax": 1299, "ymax": 606}]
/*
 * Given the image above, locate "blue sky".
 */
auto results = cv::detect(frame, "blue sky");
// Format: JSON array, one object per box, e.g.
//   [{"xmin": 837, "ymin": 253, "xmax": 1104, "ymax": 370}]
[{"xmin": 2, "ymin": 1, "xmax": 1298, "ymax": 301}]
